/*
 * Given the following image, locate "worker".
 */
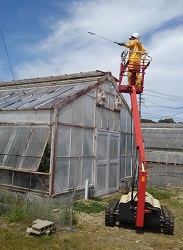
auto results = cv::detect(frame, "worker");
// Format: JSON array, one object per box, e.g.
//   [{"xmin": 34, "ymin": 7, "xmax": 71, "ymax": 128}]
[{"xmin": 117, "ymin": 33, "xmax": 147, "ymax": 90}]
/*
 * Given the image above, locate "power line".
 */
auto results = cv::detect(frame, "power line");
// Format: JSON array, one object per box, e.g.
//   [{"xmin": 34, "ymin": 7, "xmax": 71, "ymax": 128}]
[{"xmin": 0, "ymin": 27, "xmax": 47, "ymax": 169}]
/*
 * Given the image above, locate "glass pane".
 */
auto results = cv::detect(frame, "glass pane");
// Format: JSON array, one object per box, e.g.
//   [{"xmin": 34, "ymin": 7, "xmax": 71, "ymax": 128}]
[
  {"xmin": 126, "ymin": 156, "xmax": 132, "ymax": 177},
  {"xmin": 5, "ymin": 126, "xmax": 31, "ymax": 155},
  {"xmin": 71, "ymin": 127, "xmax": 83, "ymax": 157},
  {"xmin": 96, "ymin": 107, "xmax": 101, "ymax": 128},
  {"xmin": 109, "ymin": 163, "xmax": 118, "ymax": 189},
  {"xmin": 102, "ymin": 109, "xmax": 108, "ymax": 129},
  {"xmin": 30, "ymin": 173, "xmax": 49, "ymax": 191},
  {"xmin": 69, "ymin": 158, "xmax": 82, "ymax": 188},
  {"xmin": 72, "ymin": 96, "xmax": 84, "ymax": 125},
  {"xmin": 108, "ymin": 111, "xmax": 114, "ymax": 130},
  {"xmin": 55, "ymin": 158, "xmax": 69, "ymax": 192},
  {"xmin": 98, "ymin": 134, "xmax": 108, "ymax": 160},
  {"xmin": 83, "ymin": 129, "xmax": 93, "ymax": 156},
  {"xmin": 120, "ymin": 156, "xmax": 126, "ymax": 178},
  {"xmin": 84, "ymin": 95, "xmax": 94, "ymax": 127},
  {"xmin": 1, "ymin": 125, "xmax": 49, "ymax": 171},
  {"xmin": 120, "ymin": 133, "xmax": 126, "ymax": 155},
  {"xmin": 13, "ymin": 171, "xmax": 30, "ymax": 188},
  {"xmin": 82, "ymin": 157, "xmax": 93, "ymax": 184},
  {"xmin": 115, "ymin": 113, "xmax": 120, "ymax": 131},
  {"xmin": 57, "ymin": 125, "xmax": 71, "ymax": 157},
  {"xmin": 110, "ymin": 135, "xmax": 118, "ymax": 160},
  {"xmin": 126, "ymin": 134, "xmax": 132, "ymax": 155},
  {"xmin": 127, "ymin": 112, "xmax": 132, "ymax": 133},
  {"xmin": 25, "ymin": 127, "xmax": 49, "ymax": 157},
  {"xmin": 97, "ymin": 164, "xmax": 107, "ymax": 192},
  {"xmin": 0, "ymin": 126, "xmax": 14, "ymax": 154},
  {"xmin": 120, "ymin": 107, "xmax": 127, "ymax": 132},
  {"xmin": 21, "ymin": 157, "xmax": 40, "ymax": 170},
  {"xmin": 0, "ymin": 169, "xmax": 12, "ymax": 185},
  {"xmin": 109, "ymin": 94, "xmax": 114, "ymax": 110},
  {"xmin": 58, "ymin": 103, "xmax": 72, "ymax": 123},
  {"xmin": 4, "ymin": 155, "xmax": 22, "ymax": 168}
]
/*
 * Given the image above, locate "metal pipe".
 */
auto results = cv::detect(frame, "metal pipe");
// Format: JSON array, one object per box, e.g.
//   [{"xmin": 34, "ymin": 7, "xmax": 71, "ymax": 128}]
[{"xmin": 85, "ymin": 179, "xmax": 89, "ymax": 200}]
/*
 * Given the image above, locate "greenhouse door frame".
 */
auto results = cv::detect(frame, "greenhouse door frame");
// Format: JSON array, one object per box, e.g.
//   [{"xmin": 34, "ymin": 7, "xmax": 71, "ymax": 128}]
[{"xmin": 95, "ymin": 130, "xmax": 120, "ymax": 196}]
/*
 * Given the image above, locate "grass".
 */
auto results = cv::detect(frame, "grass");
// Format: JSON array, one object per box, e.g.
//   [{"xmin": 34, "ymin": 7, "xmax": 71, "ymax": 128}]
[
  {"xmin": 147, "ymin": 186, "xmax": 172, "ymax": 200},
  {"xmin": 0, "ymin": 186, "xmax": 183, "ymax": 250},
  {"xmin": 73, "ymin": 200, "xmax": 106, "ymax": 214}
]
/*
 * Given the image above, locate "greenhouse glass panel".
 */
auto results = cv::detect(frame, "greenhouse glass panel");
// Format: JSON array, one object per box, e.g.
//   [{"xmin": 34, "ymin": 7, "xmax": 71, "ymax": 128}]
[
  {"xmin": 58, "ymin": 104, "xmax": 72, "ymax": 123},
  {"xmin": 83, "ymin": 129, "xmax": 93, "ymax": 156},
  {"xmin": 126, "ymin": 156, "xmax": 132, "ymax": 177},
  {"xmin": 84, "ymin": 95, "xmax": 94, "ymax": 127},
  {"xmin": 69, "ymin": 158, "xmax": 82, "ymax": 188},
  {"xmin": 1, "ymin": 125, "xmax": 49, "ymax": 171},
  {"xmin": 97, "ymin": 163, "xmax": 107, "ymax": 191},
  {"xmin": 109, "ymin": 94, "xmax": 114, "ymax": 110},
  {"xmin": 55, "ymin": 158, "xmax": 69, "ymax": 191},
  {"xmin": 120, "ymin": 107, "xmax": 127, "ymax": 132},
  {"xmin": 109, "ymin": 163, "xmax": 118, "ymax": 189},
  {"xmin": 102, "ymin": 109, "xmax": 108, "ymax": 129},
  {"xmin": 71, "ymin": 127, "xmax": 83, "ymax": 157},
  {"xmin": 30, "ymin": 173, "xmax": 49, "ymax": 191},
  {"xmin": 110, "ymin": 135, "xmax": 118, "ymax": 160},
  {"xmin": 126, "ymin": 134, "xmax": 132, "ymax": 155},
  {"xmin": 120, "ymin": 133, "xmax": 126, "ymax": 155},
  {"xmin": 24, "ymin": 127, "xmax": 49, "ymax": 157},
  {"xmin": 120, "ymin": 156, "xmax": 126, "ymax": 178},
  {"xmin": 98, "ymin": 134, "xmax": 108, "ymax": 160},
  {"xmin": 0, "ymin": 126, "xmax": 14, "ymax": 160},
  {"xmin": 114, "ymin": 112, "xmax": 120, "ymax": 131},
  {"xmin": 96, "ymin": 107, "xmax": 102, "ymax": 129},
  {"xmin": 5, "ymin": 126, "xmax": 31, "ymax": 155},
  {"xmin": 127, "ymin": 112, "xmax": 132, "ymax": 133},
  {"xmin": 13, "ymin": 171, "xmax": 30, "ymax": 188},
  {"xmin": 0, "ymin": 169, "xmax": 12, "ymax": 185},
  {"xmin": 109, "ymin": 111, "xmax": 114, "ymax": 130},
  {"xmin": 82, "ymin": 157, "xmax": 92, "ymax": 184},
  {"xmin": 103, "ymin": 93, "xmax": 109, "ymax": 109},
  {"xmin": 57, "ymin": 125, "xmax": 71, "ymax": 157},
  {"xmin": 72, "ymin": 96, "xmax": 84, "ymax": 125},
  {"xmin": 21, "ymin": 157, "xmax": 41, "ymax": 170},
  {"xmin": 4, "ymin": 155, "xmax": 22, "ymax": 168}
]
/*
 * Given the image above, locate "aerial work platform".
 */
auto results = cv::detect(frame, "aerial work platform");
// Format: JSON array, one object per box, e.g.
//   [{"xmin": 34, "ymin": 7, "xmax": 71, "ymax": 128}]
[
  {"xmin": 118, "ymin": 50, "xmax": 151, "ymax": 94},
  {"xmin": 105, "ymin": 50, "xmax": 174, "ymax": 235}
]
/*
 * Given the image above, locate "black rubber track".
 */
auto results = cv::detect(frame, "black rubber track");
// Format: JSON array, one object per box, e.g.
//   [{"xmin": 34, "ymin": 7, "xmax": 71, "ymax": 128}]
[
  {"xmin": 161, "ymin": 205, "xmax": 174, "ymax": 235},
  {"xmin": 105, "ymin": 199, "xmax": 119, "ymax": 227}
]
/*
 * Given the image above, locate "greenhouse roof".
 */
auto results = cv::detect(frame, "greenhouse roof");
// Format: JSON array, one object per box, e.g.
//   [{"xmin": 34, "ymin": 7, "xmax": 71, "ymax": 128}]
[{"xmin": 0, "ymin": 70, "xmax": 114, "ymax": 110}]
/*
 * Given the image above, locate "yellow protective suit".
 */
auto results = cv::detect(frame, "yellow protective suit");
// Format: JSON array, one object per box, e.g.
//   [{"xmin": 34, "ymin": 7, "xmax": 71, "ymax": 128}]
[{"xmin": 124, "ymin": 39, "xmax": 146, "ymax": 89}]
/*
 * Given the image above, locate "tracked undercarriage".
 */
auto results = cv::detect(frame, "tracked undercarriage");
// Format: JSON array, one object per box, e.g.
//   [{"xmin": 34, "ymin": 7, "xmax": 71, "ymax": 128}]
[{"xmin": 105, "ymin": 194, "xmax": 174, "ymax": 235}]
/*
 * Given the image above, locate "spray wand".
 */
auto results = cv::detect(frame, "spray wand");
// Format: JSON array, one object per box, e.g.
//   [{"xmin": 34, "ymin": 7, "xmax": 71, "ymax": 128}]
[{"xmin": 88, "ymin": 31, "xmax": 122, "ymax": 45}]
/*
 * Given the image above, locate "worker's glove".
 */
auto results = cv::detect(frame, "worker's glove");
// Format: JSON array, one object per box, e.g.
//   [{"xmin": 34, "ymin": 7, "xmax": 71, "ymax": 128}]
[{"xmin": 115, "ymin": 42, "xmax": 125, "ymax": 46}]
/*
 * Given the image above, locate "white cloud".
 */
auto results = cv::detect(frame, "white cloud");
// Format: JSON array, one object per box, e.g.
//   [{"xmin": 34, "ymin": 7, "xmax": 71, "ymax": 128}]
[{"xmin": 13, "ymin": 0, "xmax": 183, "ymax": 121}]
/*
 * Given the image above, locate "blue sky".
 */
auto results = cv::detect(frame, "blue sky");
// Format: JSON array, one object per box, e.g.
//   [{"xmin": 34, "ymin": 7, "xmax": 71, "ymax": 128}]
[{"xmin": 0, "ymin": 0, "xmax": 183, "ymax": 122}]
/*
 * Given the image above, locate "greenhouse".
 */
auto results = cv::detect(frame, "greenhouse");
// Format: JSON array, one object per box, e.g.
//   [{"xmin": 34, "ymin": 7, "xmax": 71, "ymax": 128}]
[
  {"xmin": 142, "ymin": 123, "xmax": 183, "ymax": 165},
  {"xmin": 0, "ymin": 70, "xmax": 135, "ymax": 197}
]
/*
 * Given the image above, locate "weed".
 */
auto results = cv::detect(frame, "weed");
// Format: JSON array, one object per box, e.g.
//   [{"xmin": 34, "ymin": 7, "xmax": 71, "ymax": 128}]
[
  {"xmin": 74, "ymin": 200, "xmax": 106, "ymax": 214},
  {"xmin": 6, "ymin": 206, "xmax": 26, "ymax": 223},
  {"xmin": 147, "ymin": 186, "xmax": 172, "ymax": 200}
]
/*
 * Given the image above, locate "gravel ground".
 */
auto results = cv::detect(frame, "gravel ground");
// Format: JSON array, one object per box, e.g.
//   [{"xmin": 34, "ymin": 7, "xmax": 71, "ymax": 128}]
[{"xmin": 147, "ymin": 163, "xmax": 183, "ymax": 187}]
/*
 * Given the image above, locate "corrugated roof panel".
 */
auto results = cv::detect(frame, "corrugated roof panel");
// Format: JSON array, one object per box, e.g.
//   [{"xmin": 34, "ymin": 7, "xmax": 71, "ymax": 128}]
[
  {"xmin": 0, "ymin": 71, "xmax": 109, "ymax": 110},
  {"xmin": 17, "ymin": 85, "xmax": 77, "ymax": 109}
]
